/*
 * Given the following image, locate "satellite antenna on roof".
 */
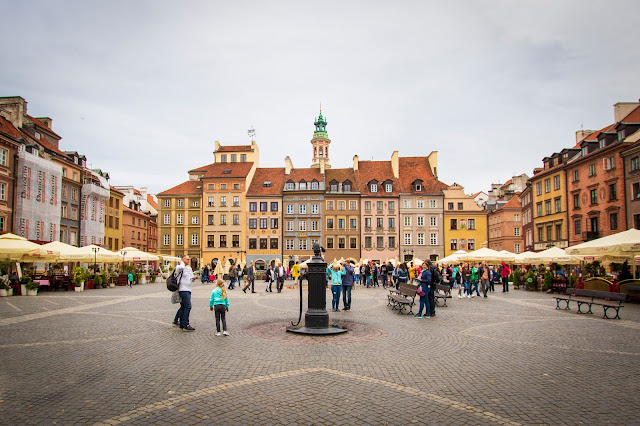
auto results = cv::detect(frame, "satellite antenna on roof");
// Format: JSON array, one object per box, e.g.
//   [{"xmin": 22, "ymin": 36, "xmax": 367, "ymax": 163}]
[{"xmin": 248, "ymin": 126, "xmax": 256, "ymax": 141}]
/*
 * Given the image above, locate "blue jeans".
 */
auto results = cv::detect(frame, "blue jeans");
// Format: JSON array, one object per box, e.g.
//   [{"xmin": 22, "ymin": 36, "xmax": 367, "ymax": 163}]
[
  {"xmin": 178, "ymin": 291, "xmax": 192, "ymax": 327},
  {"xmin": 342, "ymin": 285, "xmax": 352, "ymax": 309},
  {"xmin": 417, "ymin": 284, "xmax": 430, "ymax": 316},
  {"xmin": 366, "ymin": 275, "xmax": 371, "ymax": 287},
  {"xmin": 229, "ymin": 277, "xmax": 236, "ymax": 289},
  {"xmin": 331, "ymin": 284, "xmax": 342, "ymax": 310},
  {"xmin": 471, "ymin": 280, "xmax": 480, "ymax": 296},
  {"xmin": 464, "ymin": 279, "xmax": 470, "ymax": 295}
]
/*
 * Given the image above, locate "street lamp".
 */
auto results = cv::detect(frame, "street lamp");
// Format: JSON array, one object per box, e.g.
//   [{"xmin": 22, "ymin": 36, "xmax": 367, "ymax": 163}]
[
  {"xmin": 92, "ymin": 247, "xmax": 100, "ymax": 275},
  {"xmin": 121, "ymin": 251, "xmax": 127, "ymax": 273}
]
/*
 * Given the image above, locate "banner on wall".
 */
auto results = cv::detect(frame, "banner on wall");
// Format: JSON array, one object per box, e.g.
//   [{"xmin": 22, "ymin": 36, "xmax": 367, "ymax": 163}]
[
  {"xmin": 80, "ymin": 171, "xmax": 109, "ymax": 247},
  {"xmin": 14, "ymin": 151, "xmax": 62, "ymax": 242}
]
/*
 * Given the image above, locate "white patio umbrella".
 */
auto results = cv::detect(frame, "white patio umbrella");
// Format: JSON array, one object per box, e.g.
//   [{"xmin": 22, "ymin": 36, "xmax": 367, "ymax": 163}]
[
  {"xmin": 119, "ymin": 247, "xmax": 160, "ymax": 262},
  {"xmin": 565, "ymin": 229, "xmax": 640, "ymax": 256},
  {"xmin": 0, "ymin": 233, "xmax": 60, "ymax": 261},
  {"xmin": 459, "ymin": 247, "xmax": 515, "ymax": 263},
  {"xmin": 529, "ymin": 247, "xmax": 578, "ymax": 264},
  {"xmin": 437, "ymin": 250, "xmax": 467, "ymax": 265},
  {"xmin": 514, "ymin": 251, "xmax": 538, "ymax": 265},
  {"xmin": 76, "ymin": 245, "xmax": 121, "ymax": 263}
]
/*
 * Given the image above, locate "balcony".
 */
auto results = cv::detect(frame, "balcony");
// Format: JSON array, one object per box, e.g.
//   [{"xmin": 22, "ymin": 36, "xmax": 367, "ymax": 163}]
[{"xmin": 584, "ymin": 231, "xmax": 600, "ymax": 241}]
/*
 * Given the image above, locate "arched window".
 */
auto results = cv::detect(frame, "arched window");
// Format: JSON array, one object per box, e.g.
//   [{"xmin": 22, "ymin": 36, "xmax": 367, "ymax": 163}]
[{"xmin": 319, "ymin": 147, "xmax": 323, "ymax": 156}]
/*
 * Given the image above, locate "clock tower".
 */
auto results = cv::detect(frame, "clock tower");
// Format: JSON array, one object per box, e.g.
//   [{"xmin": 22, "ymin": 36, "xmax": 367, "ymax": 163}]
[{"xmin": 310, "ymin": 109, "xmax": 331, "ymax": 171}]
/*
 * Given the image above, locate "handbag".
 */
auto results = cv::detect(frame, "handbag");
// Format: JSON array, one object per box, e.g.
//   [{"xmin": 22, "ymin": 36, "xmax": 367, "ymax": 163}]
[
  {"xmin": 171, "ymin": 291, "xmax": 181, "ymax": 304},
  {"xmin": 416, "ymin": 285, "xmax": 426, "ymax": 297},
  {"xmin": 166, "ymin": 270, "xmax": 183, "ymax": 292}
]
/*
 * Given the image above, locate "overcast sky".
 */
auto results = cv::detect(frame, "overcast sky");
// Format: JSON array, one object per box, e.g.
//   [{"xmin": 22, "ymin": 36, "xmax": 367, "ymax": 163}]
[{"xmin": 2, "ymin": 0, "xmax": 639, "ymax": 196}]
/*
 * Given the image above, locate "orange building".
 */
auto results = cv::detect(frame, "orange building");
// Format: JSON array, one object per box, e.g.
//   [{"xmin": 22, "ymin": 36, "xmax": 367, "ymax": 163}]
[
  {"xmin": 487, "ymin": 195, "xmax": 524, "ymax": 253},
  {"xmin": 122, "ymin": 202, "xmax": 150, "ymax": 251}
]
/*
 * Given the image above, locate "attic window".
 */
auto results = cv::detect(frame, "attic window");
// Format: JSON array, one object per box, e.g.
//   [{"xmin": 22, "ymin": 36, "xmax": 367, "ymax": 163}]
[
  {"xmin": 415, "ymin": 183, "xmax": 422, "ymax": 191},
  {"xmin": 34, "ymin": 132, "xmax": 41, "ymax": 139},
  {"xmin": 263, "ymin": 181, "xmax": 272, "ymax": 187},
  {"xmin": 223, "ymin": 169, "xmax": 231, "ymax": 174}
]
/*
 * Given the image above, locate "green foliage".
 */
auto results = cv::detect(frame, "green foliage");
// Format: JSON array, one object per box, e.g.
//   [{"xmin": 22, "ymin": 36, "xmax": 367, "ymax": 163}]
[
  {"xmin": 543, "ymin": 271, "xmax": 553, "ymax": 290},
  {"xmin": 525, "ymin": 270, "xmax": 536, "ymax": 289},
  {"xmin": 0, "ymin": 277, "xmax": 10, "ymax": 290},
  {"xmin": 619, "ymin": 260, "xmax": 633, "ymax": 281},
  {"xmin": 19, "ymin": 276, "xmax": 31, "ymax": 285},
  {"xmin": 0, "ymin": 260, "xmax": 13, "ymax": 275},
  {"xmin": 137, "ymin": 272, "xmax": 142, "ymax": 281},
  {"xmin": 93, "ymin": 275, "xmax": 102, "ymax": 286},
  {"xmin": 586, "ymin": 261, "xmax": 602, "ymax": 277},
  {"xmin": 512, "ymin": 268, "xmax": 522, "ymax": 287},
  {"xmin": 25, "ymin": 281, "xmax": 39, "ymax": 291},
  {"xmin": 73, "ymin": 266, "xmax": 85, "ymax": 285},
  {"xmin": 569, "ymin": 274, "xmax": 577, "ymax": 288}
]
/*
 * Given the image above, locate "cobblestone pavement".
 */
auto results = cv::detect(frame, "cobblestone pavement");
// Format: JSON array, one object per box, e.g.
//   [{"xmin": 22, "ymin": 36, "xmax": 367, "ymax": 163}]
[{"xmin": 1, "ymin": 281, "xmax": 640, "ymax": 425}]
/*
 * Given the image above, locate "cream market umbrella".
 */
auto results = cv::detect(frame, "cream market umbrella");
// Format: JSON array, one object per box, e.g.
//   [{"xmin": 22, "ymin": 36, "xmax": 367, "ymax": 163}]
[
  {"xmin": 459, "ymin": 247, "xmax": 515, "ymax": 263},
  {"xmin": 0, "ymin": 233, "xmax": 59, "ymax": 261},
  {"xmin": 437, "ymin": 250, "xmax": 467, "ymax": 265},
  {"xmin": 159, "ymin": 255, "xmax": 181, "ymax": 263},
  {"xmin": 19, "ymin": 240, "xmax": 81, "ymax": 262},
  {"xmin": 119, "ymin": 247, "xmax": 160, "ymax": 262},
  {"xmin": 565, "ymin": 229, "xmax": 640, "ymax": 256},
  {"xmin": 76, "ymin": 245, "xmax": 121, "ymax": 263},
  {"xmin": 529, "ymin": 247, "xmax": 578, "ymax": 264},
  {"xmin": 514, "ymin": 251, "xmax": 538, "ymax": 265}
]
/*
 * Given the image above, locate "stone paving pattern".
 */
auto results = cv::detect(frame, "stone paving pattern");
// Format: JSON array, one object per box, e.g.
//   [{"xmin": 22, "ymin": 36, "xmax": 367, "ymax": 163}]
[{"xmin": 1, "ymin": 280, "xmax": 640, "ymax": 425}]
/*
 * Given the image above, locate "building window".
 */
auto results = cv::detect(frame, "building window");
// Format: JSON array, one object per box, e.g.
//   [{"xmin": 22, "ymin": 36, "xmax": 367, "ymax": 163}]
[
  {"xmin": 514, "ymin": 244, "xmax": 521, "ymax": 254},
  {"xmin": 177, "ymin": 234, "xmax": 183, "ymax": 245},
  {"xmin": 603, "ymin": 157, "xmax": 615, "ymax": 170},
  {"xmin": 370, "ymin": 183, "xmax": 377, "ymax": 193},
  {"xmin": 270, "ymin": 238, "xmax": 278, "ymax": 249},
  {"xmin": 286, "ymin": 182, "xmax": 294, "ymax": 190},
  {"xmin": 403, "ymin": 199, "xmax": 411, "ymax": 209},
  {"xmin": 448, "ymin": 202, "xmax": 454, "ymax": 210},
  {"xmin": 514, "ymin": 227, "xmax": 521, "ymax": 236},
  {"xmin": 404, "ymin": 216, "xmax": 411, "ymax": 227},
  {"xmin": 572, "ymin": 170, "xmax": 579, "ymax": 182},
  {"xmin": 287, "ymin": 204, "xmax": 294, "ymax": 214},
  {"xmin": 536, "ymin": 182, "xmax": 542, "ymax": 196},
  {"xmin": 574, "ymin": 220, "xmax": 581, "ymax": 235},
  {"xmin": 536, "ymin": 202, "xmax": 542, "ymax": 217},
  {"xmin": 176, "ymin": 214, "xmax": 183, "ymax": 224},
  {"xmin": 271, "ymin": 202, "xmax": 278, "ymax": 211},
  {"xmin": 364, "ymin": 201, "xmax": 372, "ymax": 211},
  {"xmin": 364, "ymin": 217, "xmax": 371, "ymax": 228},
  {"xmin": 191, "ymin": 234, "xmax": 198, "ymax": 246},
  {"xmin": 0, "ymin": 149, "xmax": 6, "ymax": 166},
  {"xmin": 468, "ymin": 219, "xmax": 476, "ymax": 230},
  {"xmin": 590, "ymin": 189, "xmax": 598, "ymax": 205},
  {"xmin": 249, "ymin": 218, "xmax": 257, "ymax": 229},
  {"xmin": 220, "ymin": 235, "xmax": 227, "ymax": 247},
  {"xmin": 208, "ymin": 197, "xmax": 215, "ymax": 207},
  {"xmin": 450, "ymin": 239, "xmax": 457, "ymax": 250},
  {"xmin": 177, "ymin": 199, "xmax": 184, "ymax": 207},
  {"xmin": 457, "ymin": 202, "xmax": 463, "ymax": 210},
  {"xmin": 208, "ymin": 184, "xmax": 215, "ymax": 190},
  {"xmin": 231, "ymin": 196, "xmax": 239, "ymax": 207},
  {"xmin": 311, "ymin": 221, "xmax": 318, "ymax": 231},
  {"xmin": 544, "ymin": 179, "xmax": 551, "ymax": 193},
  {"xmin": 299, "ymin": 204, "xmax": 307, "ymax": 214},
  {"xmin": 311, "ymin": 204, "xmax": 319, "ymax": 214},
  {"xmin": 416, "ymin": 233, "xmax": 424, "ymax": 245},
  {"xmin": 327, "ymin": 201, "xmax": 334, "ymax": 210},
  {"xmin": 385, "ymin": 184, "xmax": 392, "ymax": 193},
  {"xmin": 220, "ymin": 214, "xmax": 227, "ymax": 225},
  {"xmin": 311, "ymin": 181, "xmax": 319, "ymax": 190},
  {"xmin": 241, "ymin": 154, "xmax": 247, "ymax": 162},
  {"xmin": 232, "ymin": 235, "xmax": 240, "ymax": 248},
  {"xmin": 429, "ymin": 199, "xmax": 437, "ymax": 208},
  {"xmin": 610, "ymin": 213, "xmax": 618, "ymax": 231},
  {"xmin": 260, "ymin": 218, "xmax": 268, "ymax": 229},
  {"xmin": 349, "ymin": 201, "xmax": 357, "ymax": 210},
  {"xmin": 609, "ymin": 183, "xmax": 617, "ymax": 200},
  {"xmin": 554, "ymin": 197, "xmax": 561, "ymax": 213},
  {"xmin": 375, "ymin": 201, "xmax": 382, "ymax": 211},
  {"xmin": 545, "ymin": 201, "xmax": 552, "ymax": 215},
  {"xmin": 192, "ymin": 216, "xmax": 198, "ymax": 224},
  {"xmin": 326, "ymin": 238, "xmax": 334, "ymax": 249},
  {"xmin": 430, "ymin": 216, "xmax": 437, "ymax": 226},
  {"xmin": 338, "ymin": 201, "xmax": 345, "ymax": 211},
  {"xmin": 588, "ymin": 164, "xmax": 596, "ymax": 177},
  {"xmin": 468, "ymin": 239, "xmax": 475, "ymax": 250},
  {"xmin": 249, "ymin": 202, "xmax": 257, "ymax": 212},
  {"xmin": 230, "ymin": 154, "xmax": 237, "ymax": 162},
  {"xmin": 573, "ymin": 194, "xmax": 580, "ymax": 209},
  {"xmin": 450, "ymin": 219, "xmax": 457, "ymax": 230},
  {"xmin": 299, "ymin": 239, "xmax": 307, "ymax": 250},
  {"xmin": 163, "ymin": 234, "xmax": 170, "ymax": 245},
  {"xmin": 260, "ymin": 202, "xmax": 268, "ymax": 212},
  {"xmin": 285, "ymin": 239, "xmax": 294, "ymax": 250},
  {"xmin": 299, "ymin": 221, "xmax": 306, "ymax": 231},
  {"xmin": 404, "ymin": 233, "xmax": 412, "ymax": 245},
  {"xmin": 631, "ymin": 157, "xmax": 640, "ymax": 171},
  {"xmin": 287, "ymin": 221, "xmax": 293, "ymax": 231},
  {"xmin": 270, "ymin": 218, "xmax": 278, "ymax": 229},
  {"xmin": 555, "ymin": 224, "xmax": 562, "ymax": 240},
  {"xmin": 192, "ymin": 200, "xmax": 199, "ymax": 208},
  {"xmin": 416, "ymin": 200, "xmax": 424, "ymax": 208},
  {"xmin": 249, "ymin": 238, "xmax": 256, "ymax": 249},
  {"xmin": 164, "ymin": 199, "xmax": 170, "ymax": 207},
  {"xmin": 364, "ymin": 236, "xmax": 372, "ymax": 248},
  {"xmin": 417, "ymin": 216, "xmax": 424, "ymax": 227},
  {"xmin": 220, "ymin": 196, "xmax": 227, "ymax": 207},
  {"xmin": 208, "ymin": 215, "xmax": 214, "ymax": 225},
  {"xmin": 554, "ymin": 175, "xmax": 560, "ymax": 190},
  {"xmin": 338, "ymin": 218, "xmax": 345, "ymax": 229},
  {"xmin": 376, "ymin": 217, "xmax": 384, "ymax": 228},
  {"xmin": 428, "ymin": 233, "xmax": 436, "ymax": 245},
  {"xmin": 634, "ymin": 183, "xmax": 640, "ymax": 200},
  {"xmin": 350, "ymin": 237, "xmax": 357, "ymax": 249},
  {"xmin": 233, "ymin": 214, "xmax": 240, "ymax": 225},
  {"xmin": 376, "ymin": 236, "xmax": 384, "ymax": 247},
  {"xmin": 71, "ymin": 188, "xmax": 78, "ymax": 201},
  {"xmin": 326, "ymin": 218, "xmax": 334, "ymax": 229}
]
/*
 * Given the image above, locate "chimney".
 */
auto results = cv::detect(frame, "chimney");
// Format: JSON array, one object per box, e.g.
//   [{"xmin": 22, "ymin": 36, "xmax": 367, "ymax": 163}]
[
  {"xmin": 353, "ymin": 155, "xmax": 359, "ymax": 171},
  {"xmin": 575, "ymin": 130, "xmax": 594, "ymax": 145},
  {"xmin": 0, "ymin": 96, "xmax": 27, "ymax": 129},
  {"xmin": 614, "ymin": 102, "xmax": 640, "ymax": 123},
  {"xmin": 214, "ymin": 141, "xmax": 221, "ymax": 151},
  {"xmin": 427, "ymin": 151, "xmax": 438, "ymax": 178},
  {"xmin": 36, "ymin": 117, "xmax": 52, "ymax": 129},
  {"xmin": 391, "ymin": 151, "xmax": 399, "ymax": 179},
  {"xmin": 284, "ymin": 156, "xmax": 293, "ymax": 175}
]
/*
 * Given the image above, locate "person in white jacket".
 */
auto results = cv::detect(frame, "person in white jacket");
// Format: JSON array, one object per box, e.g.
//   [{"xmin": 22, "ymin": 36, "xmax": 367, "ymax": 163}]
[{"xmin": 173, "ymin": 255, "xmax": 195, "ymax": 331}]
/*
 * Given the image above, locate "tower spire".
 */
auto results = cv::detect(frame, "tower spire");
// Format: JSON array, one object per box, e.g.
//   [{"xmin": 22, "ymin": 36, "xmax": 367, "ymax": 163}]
[{"xmin": 311, "ymin": 107, "xmax": 331, "ymax": 171}]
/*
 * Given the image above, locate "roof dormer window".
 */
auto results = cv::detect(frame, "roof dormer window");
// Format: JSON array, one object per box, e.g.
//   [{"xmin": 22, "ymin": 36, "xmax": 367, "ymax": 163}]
[
  {"xmin": 299, "ymin": 181, "xmax": 307, "ymax": 190},
  {"xmin": 311, "ymin": 180, "xmax": 319, "ymax": 190},
  {"xmin": 385, "ymin": 183, "xmax": 392, "ymax": 193},
  {"xmin": 223, "ymin": 169, "xmax": 231, "ymax": 174},
  {"xmin": 370, "ymin": 183, "xmax": 377, "ymax": 193},
  {"xmin": 34, "ymin": 131, "xmax": 40, "ymax": 140},
  {"xmin": 286, "ymin": 182, "xmax": 294, "ymax": 190},
  {"xmin": 263, "ymin": 181, "xmax": 271, "ymax": 187},
  {"xmin": 343, "ymin": 182, "xmax": 351, "ymax": 192},
  {"xmin": 618, "ymin": 129, "xmax": 625, "ymax": 141}
]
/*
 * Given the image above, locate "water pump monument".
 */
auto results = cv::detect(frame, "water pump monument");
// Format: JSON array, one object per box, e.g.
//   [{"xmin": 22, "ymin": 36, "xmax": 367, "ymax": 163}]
[{"xmin": 287, "ymin": 243, "xmax": 348, "ymax": 335}]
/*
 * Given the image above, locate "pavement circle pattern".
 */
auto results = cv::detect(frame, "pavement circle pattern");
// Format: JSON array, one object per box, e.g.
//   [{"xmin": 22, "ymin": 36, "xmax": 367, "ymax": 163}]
[{"xmin": 1, "ymin": 281, "xmax": 640, "ymax": 425}]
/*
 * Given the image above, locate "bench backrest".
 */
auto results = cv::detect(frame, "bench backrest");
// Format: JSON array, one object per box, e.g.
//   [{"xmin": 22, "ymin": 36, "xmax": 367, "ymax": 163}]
[
  {"xmin": 398, "ymin": 282, "xmax": 417, "ymax": 297},
  {"xmin": 436, "ymin": 284, "xmax": 450, "ymax": 294},
  {"xmin": 572, "ymin": 288, "xmax": 627, "ymax": 302}
]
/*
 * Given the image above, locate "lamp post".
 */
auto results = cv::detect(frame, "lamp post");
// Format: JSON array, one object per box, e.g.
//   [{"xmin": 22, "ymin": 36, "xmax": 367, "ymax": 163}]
[
  {"xmin": 92, "ymin": 247, "xmax": 99, "ymax": 275},
  {"xmin": 122, "ymin": 251, "xmax": 127, "ymax": 273}
]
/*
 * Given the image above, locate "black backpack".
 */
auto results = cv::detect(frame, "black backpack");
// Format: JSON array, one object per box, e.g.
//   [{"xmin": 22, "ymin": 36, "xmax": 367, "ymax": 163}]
[
  {"xmin": 166, "ymin": 270, "xmax": 183, "ymax": 292},
  {"xmin": 430, "ymin": 266, "xmax": 441, "ymax": 285}
]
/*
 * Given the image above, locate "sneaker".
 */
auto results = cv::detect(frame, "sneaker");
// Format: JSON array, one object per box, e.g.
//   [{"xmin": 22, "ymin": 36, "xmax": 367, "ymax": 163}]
[
  {"xmin": 215, "ymin": 332, "xmax": 221, "ymax": 336},
  {"xmin": 425, "ymin": 315, "xmax": 431, "ymax": 319},
  {"xmin": 413, "ymin": 314, "xmax": 423, "ymax": 318},
  {"xmin": 172, "ymin": 321, "xmax": 179, "ymax": 326},
  {"xmin": 467, "ymin": 295, "xmax": 471, "ymax": 299},
  {"xmin": 182, "ymin": 325, "xmax": 195, "ymax": 332},
  {"xmin": 223, "ymin": 331, "xmax": 229, "ymax": 336}
]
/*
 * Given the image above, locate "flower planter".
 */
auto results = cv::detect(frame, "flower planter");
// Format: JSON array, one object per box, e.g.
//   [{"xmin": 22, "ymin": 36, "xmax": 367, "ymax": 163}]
[
  {"xmin": 0, "ymin": 289, "xmax": 8, "ymax": 297},
  {"xmin": 74, "ymin": 282, "xmax": 85, "ymax": 292},
  {"xmin": 21, "ymin": 284, "xmax": 27, "ymax": 296},
  {"xmin": 109, "ymin": 283, "xmax": 115, "ymax": 288},
  {"xmin": 27, "ymin": 289, "xmax": 38, "ymax": 296}
]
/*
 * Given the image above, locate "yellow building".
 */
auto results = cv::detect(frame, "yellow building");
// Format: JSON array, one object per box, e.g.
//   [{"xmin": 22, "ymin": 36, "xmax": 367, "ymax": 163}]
[
  {"xmin": 442, "ymin": 183, "xmax": 488, "ymax": 257},
  {"xmin": 530, "ymin": 153, "xmax": 568, "ymax": 250},
  {"xmin": 157, "ymin": 180, "xmax": 202, "ymax": 270},
  {"xmin": 105, "ymin": 186, "xmax": 124, "ymax": 251}
]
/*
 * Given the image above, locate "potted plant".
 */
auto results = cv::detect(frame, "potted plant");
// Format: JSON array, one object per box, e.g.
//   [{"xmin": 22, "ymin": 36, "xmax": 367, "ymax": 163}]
[
  {"xmin": 19, "ymin": 276, "xmax": 31, "ymax": 296},
  {"xmin": 25, "ymin": 281, "xmax": 39, "ymax": 296},
  {"xmin": 73, "ymin": 266, "xmax": 85, "ymax": 291},
  {"xmin": 0, "ymin": 279, "xmax": 11, "ymax": 297},
  {"xmin": 137, "ymin": 272, "xmax": 143, "ymax": 284},
  {"xmin": 543, "ymin": 270, "xmax": 553, "ymax": 292},
  {"xmin": 93, "ymin": 274, "xmax": 103, "ymax": 289}
]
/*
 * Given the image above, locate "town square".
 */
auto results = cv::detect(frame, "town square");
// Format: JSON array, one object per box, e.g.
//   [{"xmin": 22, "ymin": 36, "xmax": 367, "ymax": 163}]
[{"xmin": 2, "ymin": 0, "xmax": 640, "ymax": 424}]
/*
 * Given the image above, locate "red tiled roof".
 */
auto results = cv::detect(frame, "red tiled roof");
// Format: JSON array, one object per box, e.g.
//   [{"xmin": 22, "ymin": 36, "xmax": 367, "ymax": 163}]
[
  {"xmin": 147, "ymin": 194, "xmax": 158, "ymax": 210},
  {"xmin": 620, "ymin": 105, "xmax": 640, "ymax": 124},
  {"xmin": 110, "ymin": 186, "xmax": 125, "ymax": 196},
  {"xmin": 582, "ymin": 123, "xmax": 615, "ymax": 142},
  {"xmin": 326, "ymin": 168, "xmax": 357, "ymax": 187},
  {"xmin": 189, "ymin": 162, "xmax": 214, "ymax": 173},
  {"xmin": 0, "ymin": 115, "xmax": 22, "ymax": 140},
  {"xmin": 355, "ymin": 160, "xmax": 400, "ymax": 195},
  {"xmin": 122, "ymin": 205, "xmax": 150, "ymax": 217},
  {"xmin": 20, "ymin": 128, "xmax": 68, "ymax": 158},
  {"xmin": 217, "ymin": 145, "xmax": 252, "ymax": 152},
  {"xmin": 398, "ymin": 157, "xmax": 448, "ymax": 195},
  {"xmin": 247, "ymin": 168, "xmax": 286, "ymax": 196},
  {"xmin": 157, "ymin": 180, "xmax": 202, "ymax": 196},
  {"xmin": 500, "ymin": 179, "xmax": 513, "ymax": 188},
  {"xmin": 285, "ymin": 168, "xmax": 324, "ymax": 183},
  {"xmin": 196, "ymin": 162, "xmax": 253, "ymax": 179},
  {"xmin": 499, "ymin": 194, "xmax": 522, "ymax": 210},
  {"xmin": 26, "ymin": 115, "xmax": 61, "ymax": 138}
]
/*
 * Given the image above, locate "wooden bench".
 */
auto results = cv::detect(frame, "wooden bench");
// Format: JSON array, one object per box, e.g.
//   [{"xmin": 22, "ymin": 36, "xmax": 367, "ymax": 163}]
[
  {"xmin": 434, "ymin": 284, "xmax": 451, "ymax": 307},
  {"xmin": 553, "ymin": 288, "xmax": 627, "ymax": 319},
  {"xmin": 388, "ymin": 282, "xmax": 418, "ymax": 315}
]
